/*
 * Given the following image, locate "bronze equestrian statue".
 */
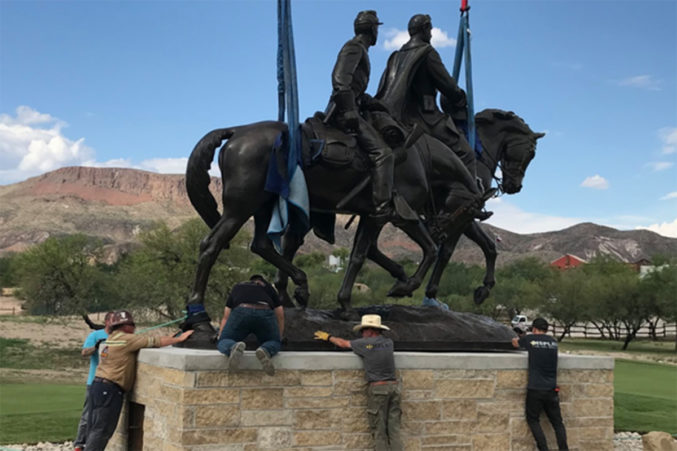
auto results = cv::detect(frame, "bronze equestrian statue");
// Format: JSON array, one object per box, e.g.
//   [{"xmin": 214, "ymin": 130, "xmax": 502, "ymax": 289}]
[
  {"xmin": 181, "ymin": 11, "xmax": 541, "ymax": 344},
  {"xmin": 358, "ymin": 110, "xmax": 544, "ymax": 308},
  {"xmin": 273, "ymin": 109, "xmax": 544, "ymax": 311}
]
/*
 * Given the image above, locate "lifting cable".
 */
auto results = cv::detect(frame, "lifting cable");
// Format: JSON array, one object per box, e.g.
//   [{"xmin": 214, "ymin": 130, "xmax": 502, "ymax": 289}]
[{"xmin": 452, "ymin": 0, "xmax": 477, "ymax": 152}]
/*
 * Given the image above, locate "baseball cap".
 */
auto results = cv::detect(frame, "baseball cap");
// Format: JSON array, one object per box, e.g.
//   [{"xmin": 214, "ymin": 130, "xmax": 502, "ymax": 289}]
[{"xmin": 531, "ymin": 318, "xmax": 549, "ymax": 332}]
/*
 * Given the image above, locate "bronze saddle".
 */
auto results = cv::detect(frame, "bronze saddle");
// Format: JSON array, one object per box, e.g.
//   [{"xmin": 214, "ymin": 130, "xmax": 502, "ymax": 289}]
[{"xmin": 300, "ymin": 111, "xmax": 408, "ymax": 172}]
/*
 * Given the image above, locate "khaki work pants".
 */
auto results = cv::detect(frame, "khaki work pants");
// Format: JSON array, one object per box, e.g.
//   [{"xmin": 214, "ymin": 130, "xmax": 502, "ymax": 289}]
[{"xmin": 367, "ymin": 383, "xmax": 403, "ymax": 451}]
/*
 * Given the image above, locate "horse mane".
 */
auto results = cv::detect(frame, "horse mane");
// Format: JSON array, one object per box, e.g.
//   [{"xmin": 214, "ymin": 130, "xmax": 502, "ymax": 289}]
[{"xmin": 476, "ymin": 108, "xmax": 537, "ymax": 137}]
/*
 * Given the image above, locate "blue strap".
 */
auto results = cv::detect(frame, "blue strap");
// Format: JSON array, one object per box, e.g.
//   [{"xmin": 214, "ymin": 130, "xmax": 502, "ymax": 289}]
[
  {"xmin": 278, "ymin": 0, "xmax": 301, "ymax": 177},
  {"xmin": 452, "ymin": 9, "xmax": 477, "ymax": 153},
  {"xmin": 268, "ymin": 0, "xmax": 309, "ymax": 251}
]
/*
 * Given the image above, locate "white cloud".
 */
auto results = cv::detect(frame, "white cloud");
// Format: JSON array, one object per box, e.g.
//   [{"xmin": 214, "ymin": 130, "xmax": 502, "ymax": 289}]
[
  {"xmin": 661, "ymin": 191, "xmax": 677, "ymax": 200},
  {"xmin": 431, "ymin": 28, "xmax": 455, "ymax": 48},
  {"xmin": 139, "ymin": 157, "xmax": 188, "ymax": 174},
  {"xmin": 383, "ymin": 29, "xmax": 409, "ymax": 50},
  {"xmin": 0, "ymin": 106, "xmax": 206, "ymax": 185},
  {"xmin": 659, "ymin": 127, "xmax": 677, "ymax": 154},
  {"xmin": 580, "ymin": 174, "xmax": 609, "ymax": 190},
  {"xmin": 383, "ymin": 27, "xmax": 455, "ymax": 51},
  {"xmin": 636, "ymin": 218, "xmax": 677, "ymax": 238},
  {"xmin": 617, "ymin": 74, "xmax": 662, "ymax": 91},
  {"xmin": 484, "ymin": 198, "xmax": 582, "ymax": 234},
  {"xmin": 0, "ymin": 106, "xmax": 94, "ymax": 184},
  {"xmin": 646, "ymin": 161, "xmax": 674, "ymax": 172}
]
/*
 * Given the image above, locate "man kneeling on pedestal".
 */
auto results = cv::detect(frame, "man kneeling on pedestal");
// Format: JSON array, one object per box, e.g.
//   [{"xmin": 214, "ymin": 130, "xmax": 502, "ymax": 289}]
[{"xmin": 217, "ymin": 275, "xmax": 284, "ymax": 376}]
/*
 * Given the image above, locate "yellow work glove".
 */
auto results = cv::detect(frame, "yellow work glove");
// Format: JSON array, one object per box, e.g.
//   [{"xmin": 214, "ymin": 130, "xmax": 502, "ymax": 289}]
[{"xmin": 314, "ymin": 330, "xmax": 331, "ymax": 341}]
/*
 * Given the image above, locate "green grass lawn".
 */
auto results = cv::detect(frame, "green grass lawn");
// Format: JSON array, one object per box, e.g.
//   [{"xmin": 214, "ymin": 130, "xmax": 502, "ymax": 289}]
[
  {"xmin": 560, "ymin": 338, "xmax": 676, "ymax": 355},
  {"xmin": 614, "ymin": 359, "xmax": 677, "ymax": 434},
  {"xmin": 0, "ymin": 383, "xmax": 84, "ymax": 445},
  {"xmin": 1, "ymin": 337, "xmax": 675, "ymax": 443}
]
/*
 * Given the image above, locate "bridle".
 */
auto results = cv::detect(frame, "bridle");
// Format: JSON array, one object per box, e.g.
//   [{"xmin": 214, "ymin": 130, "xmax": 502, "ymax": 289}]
[{"xmin": 478, "ymin": 133, "xmax": 535, "ymax": 195}]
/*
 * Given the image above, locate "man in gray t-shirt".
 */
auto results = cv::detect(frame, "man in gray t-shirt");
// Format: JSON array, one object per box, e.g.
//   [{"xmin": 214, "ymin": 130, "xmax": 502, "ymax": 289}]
[{"xmin": 315, "ymin": 314, "xmax": 402, "ymax": 451}]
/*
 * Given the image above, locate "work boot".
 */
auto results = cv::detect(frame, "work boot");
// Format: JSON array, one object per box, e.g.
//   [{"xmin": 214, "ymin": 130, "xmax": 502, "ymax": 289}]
[
  {"xmin": 255, "ymin": 347, "xmax": 275, "ymax": 376},
  {"xmin": 228, "ymin": 341, "xmax": 246, "ymax": 370}
]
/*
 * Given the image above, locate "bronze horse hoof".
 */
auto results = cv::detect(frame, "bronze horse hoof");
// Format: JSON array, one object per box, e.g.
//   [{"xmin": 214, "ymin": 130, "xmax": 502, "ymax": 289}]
[
  {"xmin": 387, "ymin": 279, "xmax": 416, "ymax": 298},
  {"xmin": 474, "ymin": 286, "xmax": 491, "ymax": 305}
]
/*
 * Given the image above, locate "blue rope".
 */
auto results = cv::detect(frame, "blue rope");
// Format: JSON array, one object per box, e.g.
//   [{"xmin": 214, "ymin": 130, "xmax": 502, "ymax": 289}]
[
  {"xmin": 452, "ymin": 8, "xmax": 476, "ymax": 152},
  {"xmin": 277, "ymin": 0, "xmax": 302, "ymax": 178}
]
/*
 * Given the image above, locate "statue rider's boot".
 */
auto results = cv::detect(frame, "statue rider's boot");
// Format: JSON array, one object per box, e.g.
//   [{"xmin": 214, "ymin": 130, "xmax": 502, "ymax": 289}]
[
  {"xmin": 474, "ymin": 176, "xmax": 495, "ymax": 221},
  {"xmin": 371, "ymin": 154, "xmax": 395, "ymax": 219}
]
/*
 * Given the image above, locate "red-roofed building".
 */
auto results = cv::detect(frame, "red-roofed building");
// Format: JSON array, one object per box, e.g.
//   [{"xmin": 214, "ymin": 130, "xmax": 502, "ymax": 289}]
[{"xmin": 550, "ymin": 254, "xmax": 587, "ymax": 270}]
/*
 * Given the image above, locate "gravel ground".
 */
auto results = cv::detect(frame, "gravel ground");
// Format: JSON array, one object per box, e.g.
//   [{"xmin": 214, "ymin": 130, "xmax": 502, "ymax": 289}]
[
  {"xmin": 1, "ymin": 433, "xmax": 648, "ymax": 450},
  {"xmin": 613, "ymin": 431, "xmax": 644, "ymax": 450},
  {"xmin": 0, "ymin": 442, "xmax": 73, "ymax": 451}
]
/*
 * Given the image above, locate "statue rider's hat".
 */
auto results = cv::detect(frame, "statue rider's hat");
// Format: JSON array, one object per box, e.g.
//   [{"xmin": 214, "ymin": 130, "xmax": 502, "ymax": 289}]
[{"xmin": 354, "ymin": 10, "xmax": 383, "ymax": 34}]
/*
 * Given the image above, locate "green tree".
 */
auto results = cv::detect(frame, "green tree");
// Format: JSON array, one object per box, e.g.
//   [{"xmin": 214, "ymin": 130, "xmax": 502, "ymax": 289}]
[
  {"xmin": 582, "ymin": 256, "xmax": 649, "ymax": 349},
  {"xmin": 640, "ymin": 263, "xmax": 677, "ymax": 351},
  {"xmin": 490, "ymin": 257, "xmax": 551, "ymax": 320},
  {"xmin": 0, "ymin": 253, "xmax": 19, "ymax": 288},
  {"xmin": 582, "ymin": 256, "xmax": 629, "ymax": 339},
  {"xmin": 295, "ymin": 252, "xmax": 326, "ymax": 269},
  {"xmin": 542, "ymin": 268, "xmax": 590, "ymax": 342},
  {"xmin": 15, "ymin": 235, "xmax": 108, "ymax": 315},
  {"xmin": 114, "ymin": 219, "xmax": 254, "ymax": 320}
]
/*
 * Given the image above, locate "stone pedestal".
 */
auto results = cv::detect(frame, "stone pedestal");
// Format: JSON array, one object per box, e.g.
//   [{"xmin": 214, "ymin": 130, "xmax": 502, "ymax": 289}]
[{"xmin": 108, "ymin": 349, "xmax": 614, "ymax": 450}]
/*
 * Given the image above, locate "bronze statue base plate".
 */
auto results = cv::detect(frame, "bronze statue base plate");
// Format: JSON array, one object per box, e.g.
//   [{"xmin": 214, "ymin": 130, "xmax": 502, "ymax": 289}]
[{"xmin": 177, "ymin": 305, "xmax": 515, "ymax": 351}]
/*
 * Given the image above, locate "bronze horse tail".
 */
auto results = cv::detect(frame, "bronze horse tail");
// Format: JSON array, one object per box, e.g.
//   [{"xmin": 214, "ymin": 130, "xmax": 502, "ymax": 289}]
[{"xmin": 185, "ymin": 128, "xmax": 235, "ymax": 229}]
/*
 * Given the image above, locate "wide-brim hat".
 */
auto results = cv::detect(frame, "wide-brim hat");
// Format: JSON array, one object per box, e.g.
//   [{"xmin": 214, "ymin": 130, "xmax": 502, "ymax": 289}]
[{"xmin": 353, "ymin": 314, "xmax": 390, "ymax": 332}]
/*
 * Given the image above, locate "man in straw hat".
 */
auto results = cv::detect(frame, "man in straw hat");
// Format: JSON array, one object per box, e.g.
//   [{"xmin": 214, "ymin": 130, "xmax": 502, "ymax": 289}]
[{"xmin": 315, "ymin": 314, "xmax": 402, "ymax": 451}]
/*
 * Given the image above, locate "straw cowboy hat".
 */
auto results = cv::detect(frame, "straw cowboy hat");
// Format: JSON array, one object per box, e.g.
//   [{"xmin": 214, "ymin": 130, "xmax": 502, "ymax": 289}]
[{"xmin": 353, "ymin": 314, "xmax": 390, "ymax": 332}]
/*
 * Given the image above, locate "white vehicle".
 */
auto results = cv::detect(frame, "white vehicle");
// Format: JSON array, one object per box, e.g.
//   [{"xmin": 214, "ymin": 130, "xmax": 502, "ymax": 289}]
[{"xmin": 511, "ymin": 315, "xmax": 528, "ymax": 333}]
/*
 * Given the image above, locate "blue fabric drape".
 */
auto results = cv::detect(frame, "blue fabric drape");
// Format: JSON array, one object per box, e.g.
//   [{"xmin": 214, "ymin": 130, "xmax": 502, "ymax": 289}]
[
  {"xmin": 452, "ymin": 9, "xmax": 477, "ymax": 153},
  {"xmin": 266, "ymin": 0, "xmax": 309, "ymax": 251}
]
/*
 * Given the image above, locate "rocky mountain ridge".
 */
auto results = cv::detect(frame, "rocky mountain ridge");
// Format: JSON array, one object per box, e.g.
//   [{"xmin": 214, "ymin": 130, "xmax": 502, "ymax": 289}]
[{"xmin": 1, "ymin": 166, "xmax": 676, "ymax": 265}]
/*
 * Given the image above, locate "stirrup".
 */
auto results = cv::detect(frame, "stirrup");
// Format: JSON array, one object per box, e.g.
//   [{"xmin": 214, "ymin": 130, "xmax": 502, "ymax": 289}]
[
  {"xmin": 370, "ymin": 201, "xmax": 394, "ymax": 219},
  {"xmin": 475, "ymin": 210, "xmax": 493, "ymax": 221}
]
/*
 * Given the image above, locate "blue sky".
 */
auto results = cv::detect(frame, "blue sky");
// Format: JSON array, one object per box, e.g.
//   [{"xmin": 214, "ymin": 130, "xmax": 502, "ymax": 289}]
[{"xmin": 1, "ymin": 0, "xmax": 676, "ymax": 237}]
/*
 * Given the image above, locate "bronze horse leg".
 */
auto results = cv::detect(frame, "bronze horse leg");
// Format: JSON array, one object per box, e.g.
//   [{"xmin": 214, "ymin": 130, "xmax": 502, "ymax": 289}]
[
  {"xmin": 189, "ymin": 208, "xmax": 252, "ymax": 306},
  {"xmin": 384, "ymin": 220, "xmax": 438, "ymax": 298},
  {"xmin": 337, "ymin": 217, "xmax": 385, "ymax": 313},
  {"xmin": 272, "ymin": 230, "xmax": 306, "ymax": 308},
  {"xmin": 251, "ymin": 209, "xmax": 309, "ymax": 308}
]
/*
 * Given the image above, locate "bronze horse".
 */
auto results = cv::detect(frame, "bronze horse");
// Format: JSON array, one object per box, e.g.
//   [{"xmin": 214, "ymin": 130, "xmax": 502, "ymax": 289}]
[
  {"xmin": 186, "ymin": 109, "xmax": 541, "ymax": 322},
  {"xmin": 352, "ymin": 109, "xmax": 544, "ymax": 309},
  {"xmin": 185, "ymin": 115, "xmax": 484, "ymax": 320}
]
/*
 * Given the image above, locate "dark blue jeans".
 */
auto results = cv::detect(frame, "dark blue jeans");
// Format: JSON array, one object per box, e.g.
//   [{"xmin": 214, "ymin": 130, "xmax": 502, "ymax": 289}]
[
  {"xmin": 217, "ymin": 307, "xmax": 281, "ymax": 357},
  {"xmin": 526, "ymin": 389, "xmax": 569, "ymax": 451},
  {"xmin": 74, "ymin": 385, "xmax": 92, "ymax": 447},
  {"xmin": 85, "ymin": 380, "xmax": 125, "ymax": 451}
]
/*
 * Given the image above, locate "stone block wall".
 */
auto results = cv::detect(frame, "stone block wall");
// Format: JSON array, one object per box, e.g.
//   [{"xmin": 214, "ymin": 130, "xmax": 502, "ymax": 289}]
[{"xmin": 107, "ymin": 349, "xmax": 613, "ymax": 450}]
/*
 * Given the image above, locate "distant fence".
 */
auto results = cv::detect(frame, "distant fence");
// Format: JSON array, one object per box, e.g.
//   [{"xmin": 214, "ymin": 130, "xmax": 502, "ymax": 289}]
[
  {"xmin": 0, "ymin": 306, "xmax": 21, "ymax": 315},
  {"xmin": 550, "ymin": 321, "xmax": 677, "ymax": 339}
]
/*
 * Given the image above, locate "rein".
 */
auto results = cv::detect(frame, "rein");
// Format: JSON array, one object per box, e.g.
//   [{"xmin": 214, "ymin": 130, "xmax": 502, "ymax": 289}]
[{"xmin": 477, "ymin": 138, "xmax": 505, "ymax": 195}]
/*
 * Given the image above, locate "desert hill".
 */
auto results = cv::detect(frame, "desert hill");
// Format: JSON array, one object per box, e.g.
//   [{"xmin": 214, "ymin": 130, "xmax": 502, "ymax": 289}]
[{"xmin": 1, "ymin": 166, "xmax": 676, "ymax": 265}]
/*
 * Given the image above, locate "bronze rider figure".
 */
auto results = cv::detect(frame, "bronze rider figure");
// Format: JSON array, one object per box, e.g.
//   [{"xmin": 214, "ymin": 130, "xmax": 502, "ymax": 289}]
[{"xmin": 325, "ymin": 10, "xmax": 395, "ymax": 218}]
